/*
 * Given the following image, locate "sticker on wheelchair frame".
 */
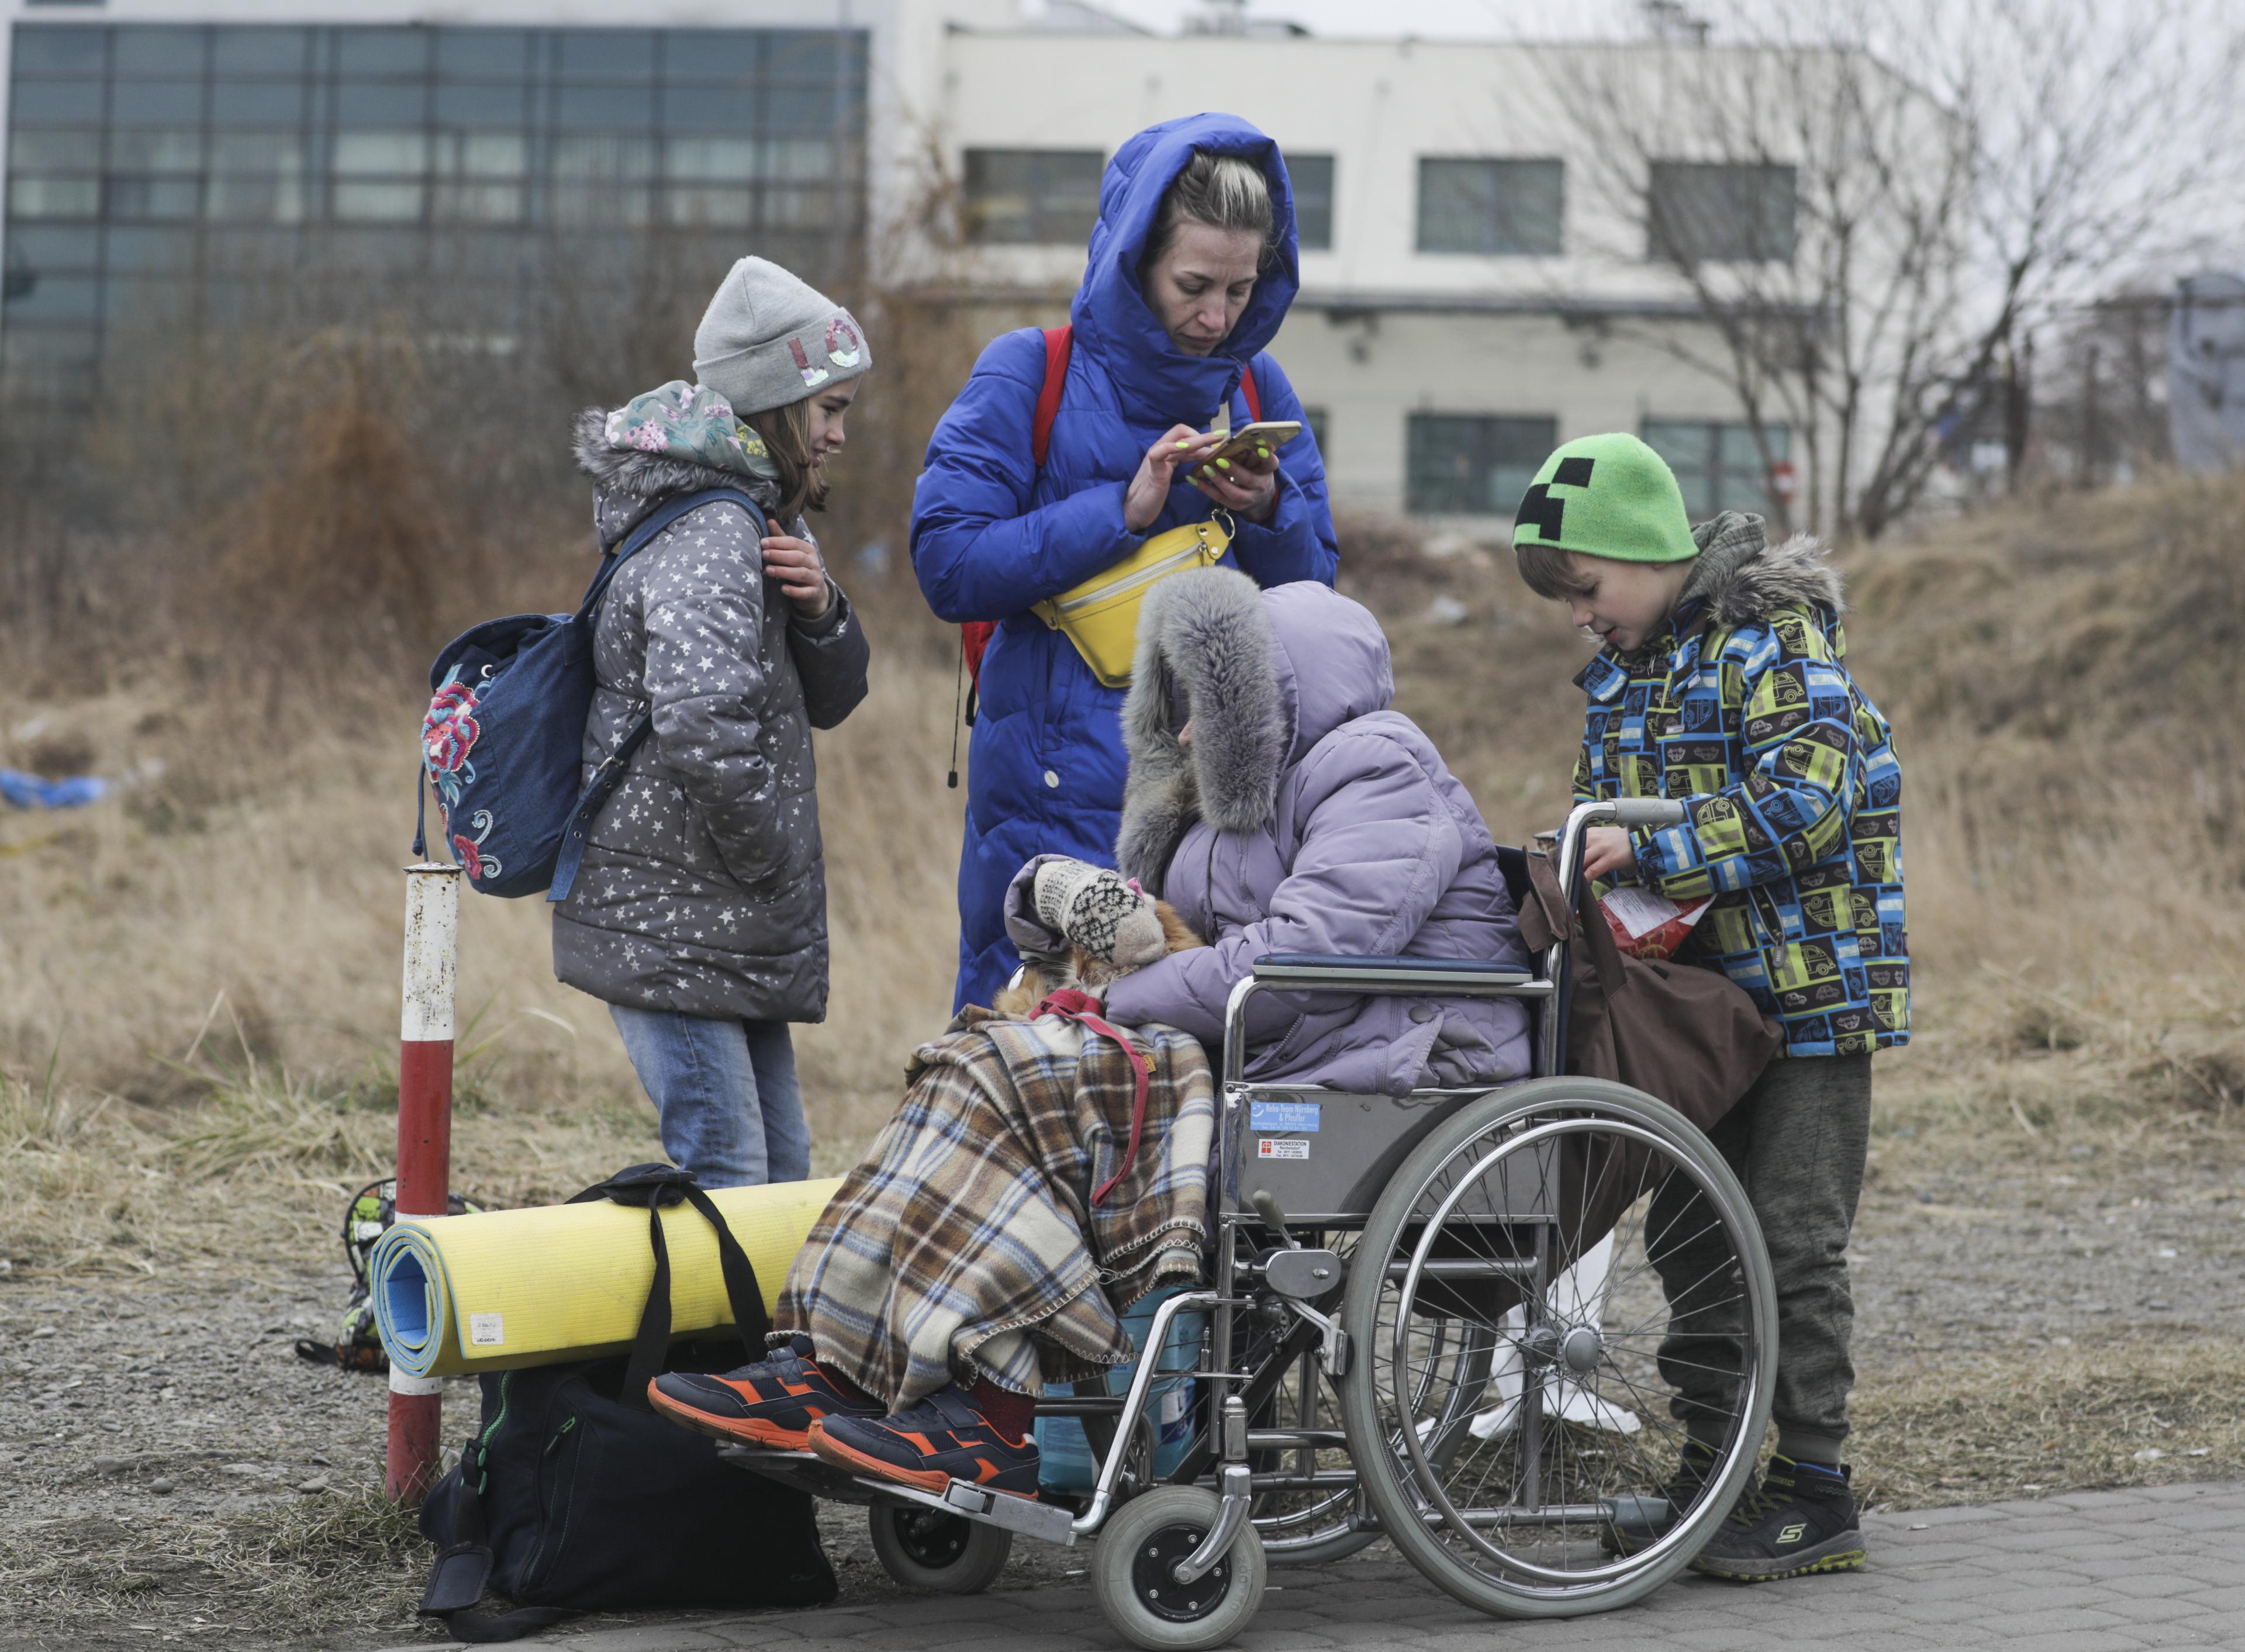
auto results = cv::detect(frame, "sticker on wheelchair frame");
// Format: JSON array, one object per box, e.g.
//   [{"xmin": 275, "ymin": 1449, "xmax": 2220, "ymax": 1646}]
[
  {"xmin": 1256, "ymin": 1138, "xmax": 1310, "ymax": 1161},
  {"xmin": 1250, "ymin": 1099, "xmax": 1322, "ymax": 1133}
]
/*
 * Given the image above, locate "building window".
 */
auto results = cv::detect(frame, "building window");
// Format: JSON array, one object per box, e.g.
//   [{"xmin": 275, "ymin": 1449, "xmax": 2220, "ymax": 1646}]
[
  {"xmin": 1640, "ymin": 419, "xmax": 1791, "ymax": 517},
  {"xmin": 1407, "ymin": 413, "xmax": 1557, "ymax": 516},
  {"xmin": 1, "ymin": 19, "xmax": 870, "ymax": 405},
  {"xmin": 1647, "ymin": 162, "xmax": 1795, "ymax": 264},
  {"xmin": 1415, "ymin": 158, "xmax": 1563, "ymax": 256},
  {"xmin": 962, "ymin": 147, "xmax": 1102, "ymax": 246},
  {"xmin": 1288, "ymin": 153, "xmax": 1333, "ymax": 251},
  {"xmin": 1297, "ymin": 405, "xmax": 1328, "ymax": 464}
]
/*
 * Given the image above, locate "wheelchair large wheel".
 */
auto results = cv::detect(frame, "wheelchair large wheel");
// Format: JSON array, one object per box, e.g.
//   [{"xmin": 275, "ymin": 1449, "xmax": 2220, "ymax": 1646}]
[{"xmin": 1338, "ymin": 1077, "xmax": 1776, "ymax": 1619}]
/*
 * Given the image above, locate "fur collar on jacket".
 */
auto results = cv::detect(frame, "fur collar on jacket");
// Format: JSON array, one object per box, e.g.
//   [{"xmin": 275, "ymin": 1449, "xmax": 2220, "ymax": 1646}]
[
  {"xmin": 1679, "ymin": 510, "xmax": 1846, "ymax": 628},
  {"xmin": 1117, "ymin": 568, "xmax": 1285, "ymax": 891}
]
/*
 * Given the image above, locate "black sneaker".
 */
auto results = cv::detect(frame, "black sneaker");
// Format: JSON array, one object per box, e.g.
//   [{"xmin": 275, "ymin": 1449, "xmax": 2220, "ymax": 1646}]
[
  {"xmin": 809, "ymin": 1383, "xmax": 1041, "ymax": 1499},
  {"xmin": 648, "ymin": 1333, "xmax": 885, "ymax": 1450},
  {"xmin": 1689, "ymin": 1455, "xmax": 1867, "ymax": 1581},
  {"xmin": 1602, "ymin": 1437, "xmax": 1725, "ymax": 1556}
]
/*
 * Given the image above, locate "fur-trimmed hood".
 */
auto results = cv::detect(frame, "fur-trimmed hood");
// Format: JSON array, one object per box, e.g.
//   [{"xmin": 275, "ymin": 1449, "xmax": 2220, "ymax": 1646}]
[
  {"xmin": 1679, "ymin": 510, "xmax": 1846, "ymax": 630},
  {"xmin": 572, "ymin": 380, "xmax": 785, "ymax": 551},
  {"xmin": 1117, "ymin": 569, "xmax": 1392, "ymax": 886}
]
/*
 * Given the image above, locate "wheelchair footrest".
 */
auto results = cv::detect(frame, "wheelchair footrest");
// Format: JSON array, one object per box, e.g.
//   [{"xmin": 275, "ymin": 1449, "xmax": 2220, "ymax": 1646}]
[{"xmin": 717, "ymin": 1445, "xmax": 1079, "ymax": 1546}]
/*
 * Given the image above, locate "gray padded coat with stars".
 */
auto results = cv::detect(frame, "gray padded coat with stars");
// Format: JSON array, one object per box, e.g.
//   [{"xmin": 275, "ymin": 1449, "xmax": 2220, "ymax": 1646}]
[{"xmin": 551, "ymin": 416, "xmax": 871, "ymax": 1022}]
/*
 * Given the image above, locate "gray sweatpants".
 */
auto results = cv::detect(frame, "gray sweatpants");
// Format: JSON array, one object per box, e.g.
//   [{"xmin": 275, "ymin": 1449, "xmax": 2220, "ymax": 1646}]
[{"xmin": 1645, "ymin": 1053, "xmax": 1872, "ymax": 1466}]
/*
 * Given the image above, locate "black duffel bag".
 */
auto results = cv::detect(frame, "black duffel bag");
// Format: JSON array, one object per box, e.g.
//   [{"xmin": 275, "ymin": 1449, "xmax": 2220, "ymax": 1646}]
[{"xmin": 416, "ymin": 1164, "xmax": 837, "ymax": 1642}]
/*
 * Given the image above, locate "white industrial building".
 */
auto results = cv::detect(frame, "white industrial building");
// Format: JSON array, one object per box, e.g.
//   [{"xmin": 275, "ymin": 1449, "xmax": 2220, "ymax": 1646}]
[{"xmin": 0, "ymin": 0, "xmax": 1880, "ymax": 527}]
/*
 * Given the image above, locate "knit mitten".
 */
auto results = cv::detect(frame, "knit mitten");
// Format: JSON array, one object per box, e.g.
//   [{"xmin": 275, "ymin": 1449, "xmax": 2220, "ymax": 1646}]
[{"xmin": 1032, "ymin": 859, "xmax": 1167, "ymax": 971}]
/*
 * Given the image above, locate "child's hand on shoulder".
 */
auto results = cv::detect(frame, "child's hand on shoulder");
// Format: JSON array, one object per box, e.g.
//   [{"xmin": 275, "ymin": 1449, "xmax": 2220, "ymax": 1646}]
[
  {"xmin": 762, "ymin": 532, "xmax": 833, "ymax": 620},
  {"xmin": 1582, "ymin": 827, "xmax": 1637, "ymax": 880}
]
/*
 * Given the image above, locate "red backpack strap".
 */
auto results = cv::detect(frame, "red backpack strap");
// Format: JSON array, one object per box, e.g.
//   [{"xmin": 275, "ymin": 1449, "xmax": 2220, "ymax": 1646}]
[
  {"xmin": 1031, "ymin": 325, "xmax": 1073, "ymax": 467},
  {"xmin": 963, "ymin": 327, "xmax": 1074, "ymax": 695},
  {"xmin": 961, "ymin": 621, "xmax": 994, "ymax": 681},
  {"xmin": 1241, "ymin": 361, "xmax": 1261, "ymax": 423}
]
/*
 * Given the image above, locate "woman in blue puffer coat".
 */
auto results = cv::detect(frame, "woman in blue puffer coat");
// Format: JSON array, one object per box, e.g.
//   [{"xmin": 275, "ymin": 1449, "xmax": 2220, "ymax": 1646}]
[{"xmin": 912, "ymin": 113, "xmax": 1339, "ymax": 1011}]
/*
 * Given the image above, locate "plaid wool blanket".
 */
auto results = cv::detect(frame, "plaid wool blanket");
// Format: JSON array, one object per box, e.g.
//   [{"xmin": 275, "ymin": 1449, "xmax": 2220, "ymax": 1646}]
[{"xmin": 773, "ymin": 1007, "xmax": 1215, "ymax": 1405}]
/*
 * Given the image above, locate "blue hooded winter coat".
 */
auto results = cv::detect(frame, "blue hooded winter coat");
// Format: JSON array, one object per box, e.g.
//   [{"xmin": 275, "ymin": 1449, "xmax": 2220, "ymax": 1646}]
[{"xmin": 911, "ymin": 113, "xmax": 1340, "ymax": 1011}]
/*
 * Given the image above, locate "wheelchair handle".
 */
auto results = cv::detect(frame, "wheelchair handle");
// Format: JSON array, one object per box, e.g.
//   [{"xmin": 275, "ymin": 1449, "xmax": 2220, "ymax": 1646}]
[
  {"xmin": 1611, "ymin": 798, "xmax": 1689, "ymax": 830},
  {"xmin": 1553, "ymin": 797, "xmax": 1687, "ymax": 897}
]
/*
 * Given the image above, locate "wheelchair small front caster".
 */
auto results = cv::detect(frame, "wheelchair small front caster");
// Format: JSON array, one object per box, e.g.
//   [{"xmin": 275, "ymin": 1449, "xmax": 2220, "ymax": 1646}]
[
  {"xmin": 868, "ymin": 1501, "xmax": 1012, "ymax": 1594},
  {"xmin": 1093, "ymin": 1485, "xmax": 1267, "ymax": 1651}
]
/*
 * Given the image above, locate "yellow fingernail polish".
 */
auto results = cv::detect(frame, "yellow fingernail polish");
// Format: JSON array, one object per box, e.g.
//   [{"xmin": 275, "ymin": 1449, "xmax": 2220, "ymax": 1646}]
[
  {"xmin": 1175, "ymin": 440, "xmax": 1189, "ymax": 450},
  {"xmin": 1257, "ymin": 447, "xmax": 1270, "ymax": 458},
  {"xmin": 1217, "ymin": 458, "xmax": 1231, "ymax": 469}
]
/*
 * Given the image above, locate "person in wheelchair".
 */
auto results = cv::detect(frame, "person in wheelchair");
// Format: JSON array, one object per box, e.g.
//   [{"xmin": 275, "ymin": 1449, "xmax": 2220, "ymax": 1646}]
[
  {"xmin": 1063, "ymin": 568, "xmax": 1534, "ymax": 1092},
  {"xmin": 648, "ymin": 569, "xmax": 1535, "ymax": 1499}
]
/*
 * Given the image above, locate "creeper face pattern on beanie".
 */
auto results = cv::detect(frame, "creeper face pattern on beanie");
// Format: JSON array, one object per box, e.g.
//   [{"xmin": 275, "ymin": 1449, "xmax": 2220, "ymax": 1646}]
[
  {"xmin": 1512, "ymin": 432, "xmax": 1698, "ymax": 565},
  {"xmin": 1032, "ymin": 858, "xmax": 1166, "ymax": 970}
]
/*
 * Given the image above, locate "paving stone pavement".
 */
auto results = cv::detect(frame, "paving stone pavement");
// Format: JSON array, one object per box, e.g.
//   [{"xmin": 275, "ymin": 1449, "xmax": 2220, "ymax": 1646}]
[{"xmin": 378, "ymin": 1481, "xmax": 2245, "ymax": 1651}]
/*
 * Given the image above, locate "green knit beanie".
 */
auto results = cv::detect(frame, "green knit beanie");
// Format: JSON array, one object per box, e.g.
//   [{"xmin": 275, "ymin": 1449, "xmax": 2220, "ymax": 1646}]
[{"xmin": 1511, "ymin": 433, "xmax": 1697, "ymax": 564}]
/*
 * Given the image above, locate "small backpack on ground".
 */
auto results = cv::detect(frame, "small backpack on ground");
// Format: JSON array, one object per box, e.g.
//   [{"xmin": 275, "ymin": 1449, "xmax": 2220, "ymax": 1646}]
[
  {"xmin": 416, "ymin": 488, "xmax": 768, "ymax": 900},
  {"xmin": 295, "ymin": 1177, "xmax": 482, "ymax": 1374},
  {"xmin": 416, "ymin": 1164, "xmax": 834, "ymax": 1643}
]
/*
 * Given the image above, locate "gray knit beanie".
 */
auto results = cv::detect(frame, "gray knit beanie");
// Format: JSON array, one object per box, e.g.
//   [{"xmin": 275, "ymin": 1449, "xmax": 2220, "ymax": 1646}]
[{"xmin": 692, "ymin": 256, "xmax": 872, "ymax": 416}]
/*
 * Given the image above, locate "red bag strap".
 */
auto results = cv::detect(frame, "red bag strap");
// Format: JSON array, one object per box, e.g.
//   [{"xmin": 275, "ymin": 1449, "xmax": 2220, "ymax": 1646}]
[
  {"xmin": 1031, "ymin": 324, "xmax": 1073, "ymax": 467},
  {"xmin": 1035, "ymin": 987, "xmax": 1153, "ymax": 1208},
  {"xmin": 963, "ymin": 327, "xmax": 1073, "ymax": 693},
  {"xmin": 1241, "ymin": 361, "xmax": 1260, "ymax": 423}
]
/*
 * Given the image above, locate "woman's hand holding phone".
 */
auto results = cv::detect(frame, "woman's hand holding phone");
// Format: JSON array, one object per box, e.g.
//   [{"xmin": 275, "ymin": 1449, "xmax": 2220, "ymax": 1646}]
[
  {"xmin": 1124, "ymin": 426, "xmax": 1224, "ymax": 532},
  {"xmin": 1188, "ymin": 435, "xmax": 1279, "ymax": 522}
]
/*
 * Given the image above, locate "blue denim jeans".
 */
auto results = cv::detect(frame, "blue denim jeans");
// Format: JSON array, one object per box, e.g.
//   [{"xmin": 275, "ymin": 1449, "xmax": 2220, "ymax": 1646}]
[{"xmin": 607, "ymin": 1005, "xmax": 810, "ymax": 1188}]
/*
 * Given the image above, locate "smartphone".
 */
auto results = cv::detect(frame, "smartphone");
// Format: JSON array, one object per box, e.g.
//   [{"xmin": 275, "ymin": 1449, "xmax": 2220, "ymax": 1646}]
[{"xmin": 1202, "ymin": 420, "xmax": 1303, "ymax": 468}]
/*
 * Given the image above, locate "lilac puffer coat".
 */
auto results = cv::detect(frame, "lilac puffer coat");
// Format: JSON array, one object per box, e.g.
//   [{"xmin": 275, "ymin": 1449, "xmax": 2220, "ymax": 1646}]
[{"xmin": 1073, "ymin": 571, "xmax": 1529, "ymax": 1095}]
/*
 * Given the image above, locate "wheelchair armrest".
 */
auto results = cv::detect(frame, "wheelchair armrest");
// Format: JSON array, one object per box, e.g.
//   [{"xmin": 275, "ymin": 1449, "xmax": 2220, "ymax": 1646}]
[{"xmin": 1249, "ymin": 953, "xmax": 1551, "ymax": 997}]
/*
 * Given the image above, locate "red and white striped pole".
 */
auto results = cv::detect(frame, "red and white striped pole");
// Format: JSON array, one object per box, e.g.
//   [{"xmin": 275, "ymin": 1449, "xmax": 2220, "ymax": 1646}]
[{"xmin": 387, "ymin": 859, "xmax": 462, "ymax": 1503}]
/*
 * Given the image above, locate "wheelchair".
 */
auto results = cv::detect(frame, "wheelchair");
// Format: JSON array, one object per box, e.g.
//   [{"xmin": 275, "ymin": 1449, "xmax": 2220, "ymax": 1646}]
[{"xmin": 723, "ymin": 798, "xmax": 1778, "ymax": 1650}]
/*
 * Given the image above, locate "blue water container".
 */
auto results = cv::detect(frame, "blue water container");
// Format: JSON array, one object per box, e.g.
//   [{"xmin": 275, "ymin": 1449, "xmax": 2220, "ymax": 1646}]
[{"xmin": 1034, "ymin": 1288, "xmax": 1209, "ymax": 1494}]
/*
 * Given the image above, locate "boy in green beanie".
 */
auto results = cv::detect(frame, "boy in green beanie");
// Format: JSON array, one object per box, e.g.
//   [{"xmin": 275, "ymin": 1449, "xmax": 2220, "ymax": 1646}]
[{"xmin": 1512, "ymin": 431, "xmax": 1908, "ymax": 1582}]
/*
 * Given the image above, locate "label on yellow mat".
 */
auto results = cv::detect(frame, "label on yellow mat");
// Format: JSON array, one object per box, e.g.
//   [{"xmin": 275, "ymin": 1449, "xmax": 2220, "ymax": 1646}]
[{"xmin": 469, "ymin": 1312, "xmax": 505, "ymax": 1346}]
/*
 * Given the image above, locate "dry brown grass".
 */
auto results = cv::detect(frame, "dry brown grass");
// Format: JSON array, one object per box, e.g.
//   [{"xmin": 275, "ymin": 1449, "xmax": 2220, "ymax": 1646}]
[
  {"xmin": 8, "ymin": 471, "xmax": 2244, "ymax": 1258},
  {"xmin": 3, "ymin": 412, "xmax": 2242, "ymax": 1647},
  {"xmin": 0, "ymin": 1484, "xmax": 429, "ymax": 1642},
  {"xmin": 1853, "ymin": 1338, "xmax": 2245, "ymax": 1509}
]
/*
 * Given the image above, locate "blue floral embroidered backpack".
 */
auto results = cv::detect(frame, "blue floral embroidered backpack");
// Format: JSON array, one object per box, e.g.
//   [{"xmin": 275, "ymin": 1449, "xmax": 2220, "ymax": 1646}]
[{"xmin": 416, "ymin": 488, "xmax": 766, "ymax": 900}]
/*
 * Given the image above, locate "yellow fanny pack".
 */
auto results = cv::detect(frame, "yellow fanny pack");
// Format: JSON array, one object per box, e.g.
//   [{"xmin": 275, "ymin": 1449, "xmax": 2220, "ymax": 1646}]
[{"xmin": 1033, "ymin": 510, "xmax": 1232, "ymax": 687}]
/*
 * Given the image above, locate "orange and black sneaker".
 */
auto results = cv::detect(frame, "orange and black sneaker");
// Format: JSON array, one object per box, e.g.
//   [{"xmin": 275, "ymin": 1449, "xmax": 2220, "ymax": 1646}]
[
  {"xmin": 648, "ymin": 1334, "xmax": 884, "ymax": 1450},
  {"xmin": 807, "ymin": 1384, "xmax": 1041, "ymax": 1499}
]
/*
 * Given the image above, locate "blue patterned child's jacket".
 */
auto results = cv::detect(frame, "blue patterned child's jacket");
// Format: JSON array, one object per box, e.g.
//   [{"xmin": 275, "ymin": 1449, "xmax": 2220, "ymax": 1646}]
[{"xmin": 1573, "ymin": 513, "xmax": 1908, "ymax": 1058}]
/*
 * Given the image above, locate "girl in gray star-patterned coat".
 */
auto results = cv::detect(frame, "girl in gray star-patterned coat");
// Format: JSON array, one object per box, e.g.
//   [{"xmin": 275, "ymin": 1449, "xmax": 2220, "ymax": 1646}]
[{"xmin": 552, "ymin": 257, "xmax": 873, "ymax": 1187}]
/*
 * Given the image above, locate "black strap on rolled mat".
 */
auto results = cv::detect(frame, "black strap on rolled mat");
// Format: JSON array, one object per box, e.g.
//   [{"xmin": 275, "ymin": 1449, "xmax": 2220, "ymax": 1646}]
[{"xmin": 565, "ymin": 1162, "xmax": 772, "ymax": 1410}]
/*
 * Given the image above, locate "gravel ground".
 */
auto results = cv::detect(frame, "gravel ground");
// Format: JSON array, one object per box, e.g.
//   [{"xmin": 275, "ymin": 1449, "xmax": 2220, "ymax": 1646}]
[
  {"xmin": 2, "ymin": 1136, "xmax": 2239, "ymax": 1650},
  {"xmin": 1853, "ymin": 1142, "xmax": 2245, "ymax": 1357}
]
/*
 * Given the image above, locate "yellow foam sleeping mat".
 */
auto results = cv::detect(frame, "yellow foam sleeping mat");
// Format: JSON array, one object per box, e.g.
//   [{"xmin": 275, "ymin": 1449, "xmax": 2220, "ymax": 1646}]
[{"xmin": 370, "ymin": 1177, "xmax": 841, "ymax": 1378}]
